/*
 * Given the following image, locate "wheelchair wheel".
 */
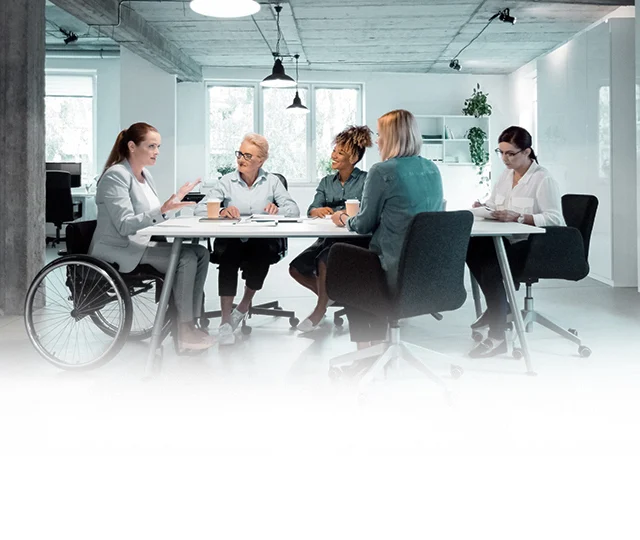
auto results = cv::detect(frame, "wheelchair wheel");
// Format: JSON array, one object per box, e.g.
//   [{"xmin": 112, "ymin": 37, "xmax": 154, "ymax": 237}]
[
  {"xmin": 24, "ymin": 256, "xmax": 132, "ymax": 370},
  {"xmin": 91, "ymin": 272, "xmax": 171, "ymax": 341}
]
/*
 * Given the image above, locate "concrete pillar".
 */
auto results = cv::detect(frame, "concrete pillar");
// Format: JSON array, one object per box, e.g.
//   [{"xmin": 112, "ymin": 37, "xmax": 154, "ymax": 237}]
[{"xmin": 0, "ymin": 0, "xmax": 45, "ymax": 315}]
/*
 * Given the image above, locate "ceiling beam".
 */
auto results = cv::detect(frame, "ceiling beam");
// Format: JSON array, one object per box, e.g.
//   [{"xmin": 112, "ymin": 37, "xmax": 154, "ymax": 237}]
[{"xmin": 50, "ymin": 0, "xmax": 202, "ymax": 81}]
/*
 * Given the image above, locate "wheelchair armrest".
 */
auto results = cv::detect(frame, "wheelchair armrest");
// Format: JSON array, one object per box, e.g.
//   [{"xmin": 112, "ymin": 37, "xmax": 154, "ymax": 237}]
[
  {"xmin": 327, "ymin": 243, "xmax": 392, "ymax": 314},
  {"xmin": 517, "ymin": 226, "xmax": 589, "ymax": 281}
]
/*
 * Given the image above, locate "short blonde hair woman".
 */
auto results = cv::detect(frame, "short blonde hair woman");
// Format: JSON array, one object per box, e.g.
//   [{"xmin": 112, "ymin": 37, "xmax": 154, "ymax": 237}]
[{"xmin": 330, "ymin": 109, "xmax": 444, "ymax": 349}]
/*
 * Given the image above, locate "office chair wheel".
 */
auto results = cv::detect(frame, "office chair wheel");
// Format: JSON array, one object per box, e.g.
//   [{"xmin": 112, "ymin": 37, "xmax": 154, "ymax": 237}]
[
  {"xmin": 24, "ymin": 256, "xmax": 133, "ymax": 370},
  {"xmin": 450, "ymin": 365, "xmax": 463, "ymax": 379},
  {"xmin": 92, "ymin": 272, "xmax": 171, "ymax": 341},
  {"xmin": 289, "ymin": 316, "xmax": 299, "ymax": 328},
  {"xmin": 200, "ymin": 317, "xmax": 210, "ymax": 329},
  {"xmin": 328, "ymin": 366, "xmax": 343, "ymax": 381},
  {"xmin": 569, "ymin": 328, "xmax": 578, "ymax": 336},
  {"xmin": 578, "ymin": 345, "xmax": 592, "ymax": 358},
  {"xmin": 512, "ymin": 348, "xmax": 524, "ymax": 360},
  {"xmin": 333, "ymin": 315, "xmax": 344, "ymax": 327},
  {"xmin": 471, "ymin": 330, "xmax": 484, "ymax": 342},
  {"xmin": 241, "ymin": 324, "xmax": 252, "ymax": 335}
]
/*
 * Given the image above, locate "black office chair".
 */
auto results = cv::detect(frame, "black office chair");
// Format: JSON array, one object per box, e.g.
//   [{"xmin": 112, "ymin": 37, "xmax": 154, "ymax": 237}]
[
  {"xmin": 512, "ymin": 194, "xmax": 598, "ymax": 357},
  {"xmin": 326, "ymin": 211, "xmax": 473, "ymax": 392},
  {"xmin": 46, "ymin": 170, "xmax": 78, "ymax": 247},
  {"xmin": 201, "ymin": 173, "xmax": 299, "ymax": 334}
]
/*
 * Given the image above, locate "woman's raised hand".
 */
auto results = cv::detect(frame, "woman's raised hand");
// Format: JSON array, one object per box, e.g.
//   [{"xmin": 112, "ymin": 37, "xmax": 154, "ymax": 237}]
[{"xmin": 160, "ymin": 178, "xmax": 201, "ymax": 214}]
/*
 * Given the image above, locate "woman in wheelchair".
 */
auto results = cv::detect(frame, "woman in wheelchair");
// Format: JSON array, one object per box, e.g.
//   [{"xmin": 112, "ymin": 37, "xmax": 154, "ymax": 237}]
[
  {"xmin": 197, "ymin": 133, "xmax": 300, "ymax": 346},
  {"xmin": 90, "ymin": 122, "xmax": 214, "ymax": 351},
  {"xmin": 331, "ymin": 109, "xmax": 444, "ymax": 350},
  {"xmin": 466, "ymin": 126, "xmax": 565, "ymax": 358},
  {"xmin": 289, "ymin": 125, "xmax": 373, "ymax": 333}
]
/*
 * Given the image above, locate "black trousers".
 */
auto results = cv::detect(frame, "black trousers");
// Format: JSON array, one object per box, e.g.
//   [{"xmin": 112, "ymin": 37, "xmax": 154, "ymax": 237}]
[
  {"xmin": 465, "ymin": 237, "xmax": 528, "ymax": 339},
  {"xmin": 215, "ymin": 238, "xmax": 279, "ymax": 297}
]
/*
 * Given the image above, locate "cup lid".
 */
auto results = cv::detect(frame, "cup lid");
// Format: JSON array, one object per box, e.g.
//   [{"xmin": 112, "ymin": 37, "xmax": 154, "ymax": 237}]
[{"xmin": 346, "ymin": 199, "xmax": 360, "ymax": 203}]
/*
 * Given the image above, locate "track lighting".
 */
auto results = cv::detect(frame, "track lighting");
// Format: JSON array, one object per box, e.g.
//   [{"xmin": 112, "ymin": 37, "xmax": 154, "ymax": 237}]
[
  {"xmin": 498, "ymin": 8, "xmax": 516, "ymax": 25},
  {"xmin": 448, "ymin": 8, "xmax": 517, "ymax": 71},
  {"xmin": 60, "ymin": 28, "xmax": 78, "ymax": 45}
]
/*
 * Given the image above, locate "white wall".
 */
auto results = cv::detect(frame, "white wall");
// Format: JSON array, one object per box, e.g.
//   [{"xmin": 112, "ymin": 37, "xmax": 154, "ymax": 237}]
[
  {"xmin": 180, "ymin": 67, "xmax": 513, "ymax": 211},
  {"xmin": 120, "ymin": 48, "xmax": 177, "ymax": 201},
  {"xmin": 537, "ymin": 18, "xmax": 637, "ymax": 287},
  {"xmin": 45, "ymin": 56, "xmax": 120, "ymax": 175}
]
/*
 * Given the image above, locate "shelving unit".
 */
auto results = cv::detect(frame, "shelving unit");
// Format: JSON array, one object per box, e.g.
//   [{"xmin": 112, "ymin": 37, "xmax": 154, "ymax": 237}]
[{"xmin": 414, "ymin": 115, "xmax": 490, "ymax": 166}]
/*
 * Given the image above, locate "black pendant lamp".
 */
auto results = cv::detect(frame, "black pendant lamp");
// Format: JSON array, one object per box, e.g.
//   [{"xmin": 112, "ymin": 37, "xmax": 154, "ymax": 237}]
[
  {"xmin": 286, "ymin": 54, "xmax": 309, "ymax": 114},
  {"xmin": 260, "ymin": 5, "xmax": 296, "ymax": 88}
]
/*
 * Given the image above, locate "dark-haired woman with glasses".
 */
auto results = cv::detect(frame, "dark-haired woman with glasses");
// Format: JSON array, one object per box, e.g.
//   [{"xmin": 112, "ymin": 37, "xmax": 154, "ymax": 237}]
[
  {"xmin": 197, "ymin": 133, "xmax": 299, "ymax": 345},
  {"xmin": 466, "ymin": 125, "xmax": 565, "ymax": 358}
]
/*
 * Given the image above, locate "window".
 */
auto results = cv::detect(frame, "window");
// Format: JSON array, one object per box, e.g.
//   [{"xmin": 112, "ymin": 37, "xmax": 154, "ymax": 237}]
[
  {"xmin": 315, "ymin": 88, "xmax": 359, "ymax": 177},
  {"xmin": 208, "ymin": 85, "xmax": 255, "ymax": 180},
  {"xmin": 206, "ymin": 82, "xmax": 362, "ymax": 184},
  {"xmin": 45, "ymin": 73, "xmax": 95, "ymax": 183}
]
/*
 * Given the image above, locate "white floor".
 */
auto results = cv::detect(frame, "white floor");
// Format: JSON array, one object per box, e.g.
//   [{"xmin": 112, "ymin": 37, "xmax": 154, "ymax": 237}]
[{"xmin": 1, "ymin": 239, "xmax": 640, "ymax": 539}]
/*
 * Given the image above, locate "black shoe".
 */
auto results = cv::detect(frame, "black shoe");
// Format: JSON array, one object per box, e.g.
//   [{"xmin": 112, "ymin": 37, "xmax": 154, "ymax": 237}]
[
  {"xmin": 470, "ymin": 306, "xmax": 512, "ymax": 330},
  {"xmin": 468, "ymin": 338, "xmax": 508, "ymax": 358}
]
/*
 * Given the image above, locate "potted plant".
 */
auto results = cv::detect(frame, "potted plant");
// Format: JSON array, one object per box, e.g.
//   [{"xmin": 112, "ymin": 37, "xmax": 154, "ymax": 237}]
[
  {"xmin": 466, "ymin": 126, "xmax": 489, "ymax": 175},
  {"xmin": 462, "ymin": 83, "xmax": 492, "ymax": 118}
]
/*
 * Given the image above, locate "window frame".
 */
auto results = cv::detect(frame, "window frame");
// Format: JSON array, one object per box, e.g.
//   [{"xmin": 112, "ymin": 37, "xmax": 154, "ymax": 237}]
[
  {"xmin": 205, "ymin": 80, "xmax": 363, "ymax": 185},
  {"xmin": 44, "ymin": 69, "xmax": 98, "ymax": 183}
]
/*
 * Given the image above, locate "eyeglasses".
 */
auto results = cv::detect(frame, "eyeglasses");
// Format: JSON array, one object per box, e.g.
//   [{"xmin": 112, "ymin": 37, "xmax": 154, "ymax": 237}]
[
  {"xmin": 494, "ymin": 148, "xmax": 523, "ymax": 159},
  {"xmin": 235, "ymin": 150, "xmax": 254, "ymax": 161}
]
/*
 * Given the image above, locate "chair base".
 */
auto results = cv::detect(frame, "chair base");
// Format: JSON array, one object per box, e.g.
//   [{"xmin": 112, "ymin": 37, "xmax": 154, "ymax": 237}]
[
  {"xmin": 201, "ymin": 300, "xmax": 299, "ymax": 332},
  {"xmin": 328, "ymin": 326, "xmax": 463, "ymax": 394}
]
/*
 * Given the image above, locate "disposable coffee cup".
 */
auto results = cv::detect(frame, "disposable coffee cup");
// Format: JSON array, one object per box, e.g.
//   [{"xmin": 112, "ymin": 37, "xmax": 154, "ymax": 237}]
[
  {"xmin": 207, "ymin": 199, "xmax": 221, "ymax": 218},
  {"xmin": 345, "ymin": 199, "xmax": 360, "ymax": 217}
]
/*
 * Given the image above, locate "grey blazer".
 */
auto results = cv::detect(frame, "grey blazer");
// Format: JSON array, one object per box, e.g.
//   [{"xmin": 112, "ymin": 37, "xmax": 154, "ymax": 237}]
[{"xmin": 89, "ymin": 160, "xmax": 166, "ymax": 273}]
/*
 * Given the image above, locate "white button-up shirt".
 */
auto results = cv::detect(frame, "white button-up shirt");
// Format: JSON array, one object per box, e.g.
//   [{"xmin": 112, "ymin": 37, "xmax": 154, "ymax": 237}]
[{"xmin": 487, "ymin": 161, "xmax": 565, "ymax": 227}]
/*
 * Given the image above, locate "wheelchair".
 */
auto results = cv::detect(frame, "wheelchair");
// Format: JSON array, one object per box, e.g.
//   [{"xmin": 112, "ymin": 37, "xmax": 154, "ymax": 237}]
[{"xmin": 24, "ymin": 220, "xmax": 173, "ymax": 371}]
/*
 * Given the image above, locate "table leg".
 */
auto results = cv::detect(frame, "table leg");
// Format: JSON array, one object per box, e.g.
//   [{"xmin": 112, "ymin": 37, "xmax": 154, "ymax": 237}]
[
  {"xmin": 493, "ymin": 237, "xmax": 536, "ymax": 376},
  {"xmin": 144, "ymin": 238, "xmax": 183, "ymax": 379}
]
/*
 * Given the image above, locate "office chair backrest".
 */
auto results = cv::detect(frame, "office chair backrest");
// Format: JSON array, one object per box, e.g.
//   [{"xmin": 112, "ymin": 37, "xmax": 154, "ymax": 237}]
[
  {"xmin": 395, "ymin": 211, "xmax": 473, "ymax": 319},
  {"xmin": 65, "ymin": 220, "xmax": 97, "ymax": 255},
  {"xmin": 271, "ymin": 172, "xmax": 289, "ymax": 260},
  {"xmin": 561, "ymin": 194, "xmax": 598, "ymax": 260},
  {"xmin": 46, "ymin": 170, "xmax": 75, "ymax": 225}
]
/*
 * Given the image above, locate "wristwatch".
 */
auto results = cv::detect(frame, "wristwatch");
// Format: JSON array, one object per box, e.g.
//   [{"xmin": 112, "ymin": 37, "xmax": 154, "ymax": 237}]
[{"xmin": 517, "ymin": 214, "xmax": 525, "ymax": 224}]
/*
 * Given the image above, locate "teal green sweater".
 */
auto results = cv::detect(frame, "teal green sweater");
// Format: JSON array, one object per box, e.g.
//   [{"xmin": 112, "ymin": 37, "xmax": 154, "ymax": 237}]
[{"xmin": 347, "ymin": 156, "xmax": 443, "ymax": 287}]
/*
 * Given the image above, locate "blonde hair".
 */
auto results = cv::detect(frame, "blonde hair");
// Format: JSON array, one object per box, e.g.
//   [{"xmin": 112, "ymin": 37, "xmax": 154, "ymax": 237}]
[
  {"xmin": 333, "ymin": 125, "xmax": 373, "ymax": 164},
  {"xmin": 377, "ymin": 109, "xmax": 422, "ymax": 161},
  {"xmin": 242, "ymin": 133, "xmax": 269, "ymax": 160}
]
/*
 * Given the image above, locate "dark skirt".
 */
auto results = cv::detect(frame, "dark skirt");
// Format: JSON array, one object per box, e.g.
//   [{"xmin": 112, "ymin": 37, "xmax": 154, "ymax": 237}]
[{"xmin": 289, "ymin": 237, "xmax": 371, "ymax": 277}]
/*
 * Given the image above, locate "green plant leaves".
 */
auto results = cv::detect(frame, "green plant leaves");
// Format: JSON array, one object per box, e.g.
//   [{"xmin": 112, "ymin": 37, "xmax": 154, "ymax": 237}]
[
  {"xmin": 462, "ymin": 84, "xmax": 492, "ymax": 118},
  {"xmin": 466, "ymin": 126, "xmax": 489, "ymax": 175}
]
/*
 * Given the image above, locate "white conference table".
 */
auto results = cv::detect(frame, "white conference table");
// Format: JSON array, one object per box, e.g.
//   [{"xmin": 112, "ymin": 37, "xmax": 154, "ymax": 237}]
[{"xmin": 141, "ymin": 216, "xmax": 544, "ymax": 377}]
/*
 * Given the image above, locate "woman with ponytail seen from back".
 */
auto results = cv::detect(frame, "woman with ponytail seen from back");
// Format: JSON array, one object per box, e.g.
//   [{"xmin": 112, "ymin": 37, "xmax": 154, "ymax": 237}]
[
  {"xmin": 466, "ymin": 125, "xmax": 565, "ymax": 359},
  {"xmin": 90, "ymin": 122, "xmax": 214, "ymax": 351}
]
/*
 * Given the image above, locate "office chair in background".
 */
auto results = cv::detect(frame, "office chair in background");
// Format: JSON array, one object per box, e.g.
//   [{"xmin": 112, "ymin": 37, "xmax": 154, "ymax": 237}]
[
  {"xmin": 45, "ymin": 170, "xmax": 79, "ymax": 248},
  {"xmin": 326, "ymin": 210, "xmax": 473, "ymax": 392}
]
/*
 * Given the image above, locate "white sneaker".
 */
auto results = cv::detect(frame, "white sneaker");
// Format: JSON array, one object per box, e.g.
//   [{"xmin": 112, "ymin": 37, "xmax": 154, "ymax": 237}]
[
  {"xmin": 229, "ymin": 308, "xmax": 247, "ymax": 331},
  {"xmin": 297, "ymin": 316, "xmax": 325, "ymax": 333},
  {"xmin": 218, "ymin": 323, "xmax": 235, "ymax": 346}
]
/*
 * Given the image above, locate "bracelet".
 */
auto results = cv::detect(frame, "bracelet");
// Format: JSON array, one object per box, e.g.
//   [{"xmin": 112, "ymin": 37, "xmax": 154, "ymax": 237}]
[{"xmin": 339, "ymin": 212, "xmax": 348, "ymax": 225}]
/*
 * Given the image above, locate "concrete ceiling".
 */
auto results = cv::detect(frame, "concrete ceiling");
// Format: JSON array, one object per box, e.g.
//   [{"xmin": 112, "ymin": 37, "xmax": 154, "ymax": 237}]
[{"xmin": 46, "ymin": 0, "xmax": 631, "ymax": 80}]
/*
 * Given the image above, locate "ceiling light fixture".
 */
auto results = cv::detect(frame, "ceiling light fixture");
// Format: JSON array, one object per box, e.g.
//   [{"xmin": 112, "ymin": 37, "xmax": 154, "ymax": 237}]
[
  {"xmin": 189, "ymin": 0, "xmax": 260, "ymax": 19},
  {"xmin": 260, "ymin": 5, "xmax": 296, "ymax": 88},
  {"xmin": 448, "ymin": 8, "xmax": 517, "ymax": 71},
  {"xmin": 286, "ymin": 54, "xmax": 309, "ymax": 114}
]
